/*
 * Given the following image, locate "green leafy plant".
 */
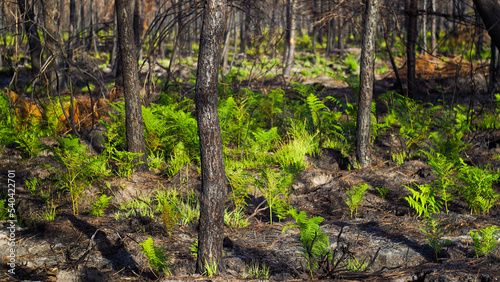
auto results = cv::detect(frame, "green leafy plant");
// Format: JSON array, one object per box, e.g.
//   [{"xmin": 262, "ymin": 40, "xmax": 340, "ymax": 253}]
[
  {"xmin": 404, "ymin": 183, "xmax": 442, "ymax": 217},
  {"xmin": 226, "ymin": 168, "xmax": 254, "ymax": 208},
  {"xmin": 426, "ymin": 153, "xmax": 456, "ymax": 214},
  {"xmin": 283, "ymin": 209, "xmax": 331, "ymax": 279},
  {"xmin": 419, "ymin": 215, "xmax": 451, "ymax": 262},
  {"xmin": 190, "ymin": 239, "xmax": 198, "ymax": 257},
  {"xmin": 139, "ymin": 237, "xmax": 172, "ymax": 275},
  {"xmin": 244, "ymin": 260, "xmax": 270, "ymax": 279},
  {"xmin": 92, "ymin": 194, "xmax": 113, "ymax": 217},
  {"xmin": 166, "ymin": 142, "xmax": 191, "ymax": 178},
  {"xmin": 256, "ymin": 168, "xmax": 294, "ymax": 224},
  {"xmin": 202, "ymin": 259, "xmax": 218, "ymax": 278},
  {"xmin": 346, "ymin": 256, "xmax": 369, "ymax": 272},
  {"xmin": 376, "ymin": 187, "xmax": 391, "ymax": 199},
  {"xmin": 343, "ymin": 53, "xmax": 359, "ymax": 72},
  {"xmin": 274, "ymin": 120, "xmax": 318, "ymax": 173},
  {"xmin": 53, "ymin": 136, "xmax": 93, "ymax": 215},
  {"xmin": 43, "ymin": 202, "xmax": 57, "ymax": 221},
  {"xmin": 25, "ymin": 178, "xmax": 41, "ymax": 195},
  {"xmin": 470, "ymin": 225, "xmax": 500, "ymax": 257},
  {"xmin": 345, "ymin": 183, "xmax": 369, "ymax": 218},
  {"xmin": 224, "ymin": 207, "xmax": 248, "ymax": 228},
  {"xmin": 0, "ymin": 199, "xmax": 9, "ymax": 220},
  {"xmin": 456, "ymin": 160, "xmax": 499, "ymax": 214},
  {"xmin": 111, "ymin": 149, "xmax": 145, "ymax": 179}
]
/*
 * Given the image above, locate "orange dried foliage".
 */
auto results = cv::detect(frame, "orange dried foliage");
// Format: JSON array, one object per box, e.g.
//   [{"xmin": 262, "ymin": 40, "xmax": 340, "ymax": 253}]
[
  {"xmin": 395, "ymin": 54, "xmax": 486, "ymax": 80},
  {"xmin": 3, "ymin": 87, "xmax": 124, "ymax": 134},
  {"xmin": 7, "ymin": 90, "xmax": 42, "ymax": 119}
]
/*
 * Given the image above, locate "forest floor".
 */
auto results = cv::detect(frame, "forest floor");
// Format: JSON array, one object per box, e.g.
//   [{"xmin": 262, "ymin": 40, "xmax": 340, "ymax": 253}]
[{"xmin": 1, "ymin": 56, "xmax": 500, "ymax": 281}]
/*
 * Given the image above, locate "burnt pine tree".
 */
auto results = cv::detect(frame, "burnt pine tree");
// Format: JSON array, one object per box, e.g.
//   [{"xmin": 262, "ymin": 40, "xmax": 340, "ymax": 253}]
[
  {"xmin": 473, "ymin": 0, "xmax": 500, "ymax": 51},
  {"xmin": 195, "ymin": 0, "xmax": 227, "ymax": 274},
  {"xmin": 41, "ymin": 0, "xmax": 66, "ymax": 93},
  {"xmin": 356, "ymin": 0, "xmax": 380, "ymax": 168},
  {"xmin": 115, "ymin": 0, "xmax": 149, "ymax": 171},
  {"xmin": 407, "ymin": 0, "xmax": 418, "ymax": 99},
  {"xmin": 283, "ymin": 0, "xmax": 296, "ymax": 76},
  {"xmin": 18, "ymin": 0, "xmax": 42, "ymax": 76}
]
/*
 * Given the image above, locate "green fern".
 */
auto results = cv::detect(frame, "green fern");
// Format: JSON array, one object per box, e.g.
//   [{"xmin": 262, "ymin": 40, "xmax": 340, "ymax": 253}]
[
  {"xmin": 345, "ymin": 183, "xmax": 369, "ymax": 218},
  {"xmin": 457, "ymin": 159, "xmax": 499, "ymax": 214},
  {"xmin": 470, "ymin": 225, "xmax": 500, "ymax": 257},
  {"xmin": 92, "ymin": 194, "xmax": 113, "ymax": 217},
  {"xmin": 404, "ymin": 183, "xmax": 442, "ymax": 217},
  {"xmin": 256, "ymin": 168, "xmax": 293, "ymax": 224},
  {"xmin": 419, "ymin": 215, "xmax": 451, "ymax": 262},
  {"xmin": 283, "ymin": 209, "xmax": 330, "ymax": 279},
  {"xmin": 426, "ymin": 153, "xmax": 457, "ymax": 214},
  {"xmin": 139, "ymin": 237, "xmax": 171, "ymax": 275}
]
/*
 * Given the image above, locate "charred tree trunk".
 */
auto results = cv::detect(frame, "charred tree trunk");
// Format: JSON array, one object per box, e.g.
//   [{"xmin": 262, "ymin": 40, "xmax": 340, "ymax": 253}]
[
  {"xmin": 283, "ymin": 0, "xmax": 296, "ymax": 76},
  {"xmin": 116, "ymin": 0, "xmax": 149, "ymax": 172},
  {"xmin": 41, "ymin": 0, "xmax": 66, "ymax": 94},
  {"xmin": 195, "ymin": 0, "xmax": 227, "ymax": 274},
  {"xmin": 18, "ymin": 0, "xmax": 42, "ymax": 76},
  {"xmin": 407, "ymin": 0, "xmax": 418, "ymax": 99},
  {"xmin": 473, "ymin": 0, "xmax": 500, "ymax": 52},
  {"xmin": 430, "ymin": 0, "xmax": 437, "ymax": 54},
  {"xmin": 356, "ymin": 0, "xmax": 380, "ymax": 169}
]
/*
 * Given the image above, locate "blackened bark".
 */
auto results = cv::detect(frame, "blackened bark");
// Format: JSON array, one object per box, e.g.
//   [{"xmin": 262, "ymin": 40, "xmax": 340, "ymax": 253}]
[
  {"xmin": 473, "ymin": 0, "xmax": 500, "ymax": 52},
  {"xmin": 283, "ymin": 0, "xmax": 296, "ymax": 76},
  {"xmin": 430, "ymin": 0, "xmax": 437, "ymax": 54},
  {"xmin": 116, "ymin": 0, "xmax": 149, "ymax": 172},
  {"xmin": 18, "ymin": 0, "xmax": 42, "ymax": 76},
  {"xmin": 41, "ymin": 0, "xmax": 66, "ymax": 94},
  {"xmin": 195, "ymin": 0, "xmax": 227, "ymax": 274},
  {"xmin": 356, "ymin": 0, "xmax": 380, "ymax": 169},
  {"xmin": 407, "ymin": 0, "xmax": 418, "ymax": 99}
]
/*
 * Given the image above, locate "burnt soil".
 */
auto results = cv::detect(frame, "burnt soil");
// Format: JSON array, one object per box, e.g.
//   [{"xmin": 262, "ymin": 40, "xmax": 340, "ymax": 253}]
[{"xmin": 1, "ymin": 74, "xmax": 500, "ymax": 282}]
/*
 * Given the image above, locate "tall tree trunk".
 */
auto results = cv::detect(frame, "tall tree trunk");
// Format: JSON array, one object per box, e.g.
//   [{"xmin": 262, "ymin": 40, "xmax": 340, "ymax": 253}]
[
  {"xmin": 116, "ymin": 0, "xmax": 149, "ymax": 172},
  {"xmin": 407, "ymin": 0, "xmax": 418, "ymax": 99},
  {"xmin": 430, "ymin": 0, "xmax": 437, "ymax": 54},
  {"xmin": 79, "ymin": 0, "xmax": 85, "ymax": 45},
  {"xmin": 240, "ymin": 11, "xmax": 248, "ymax": 54},
  {"xmin": 356, "ymin": 0, "xmax": 380, "ymax": 169},
  {"xmin": 422, "ymin": 0, "xmax": 427, "ymax": 53},
  {"xmin": 195, "ymin": 0, "xmax": 227, "ymax": 274},
  {"xmin": 337, "ymin": 11, "xmax": 344, "ymax": 53},
  {"xmin": 312, "ymin": 0, "xmax": 319, "ymax": 53},
  {"xmin": 473, "ymin": 0, "xmax": 500, "ymax": 52},
  {"xmin": 475, "ymin": 8, "xmax": 483, "ymax": 60},
  {"xmin": 283, "ymin": 0, "xmax": 296, "ymax": 76},
  {"xmin": 18, "ymin": 0, "xmax": 42, "ymax": 76},
  {"xmin": 134, "ymin": 0, "xmax": 143, "ymax": 62},
  {"xmin": 41, "ymin": 0, "xmax": 66, "ymax": 94}
]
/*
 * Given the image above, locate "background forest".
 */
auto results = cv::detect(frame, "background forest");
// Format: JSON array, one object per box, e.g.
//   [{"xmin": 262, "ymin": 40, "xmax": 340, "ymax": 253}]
[{"xmin": 1, "ymin": 0, "xmax": 500, "ymax": 281}]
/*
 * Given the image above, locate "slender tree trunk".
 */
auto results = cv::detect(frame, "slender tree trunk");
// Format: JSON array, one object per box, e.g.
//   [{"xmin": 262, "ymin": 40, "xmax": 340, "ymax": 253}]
[
  {"xmin": 430, "ymin": 0, "xmax": 437, "ymax": 54},
  {"xmin": 41, "ymin": 0, "xmax": 66, "ymax": 94},
  {"xmin": 195, "ymin": 0, "xmax": 227, "ymax": 274},
  {"xmin": 283, "ymin": 0, "xmax": 296, "ymax": 76},
  {"xmin": 475, "ymin": 8, "xmax": 483, "ymax": 60},
  {"xmin": 240, "ymin": 11, "xmax": 247, "ymax": 54},
  {"xmin": 221, "ymin": 11, "xmax": 231, "ymax": 75},
  {"xmin": 18, "ymin": 0, "xmax": 42, "ymax": 76},
  {"xmin": 79, "ymin": 0, "xmax": 85, "ymax": 45},
  {"xmin": 407, "ymin": 0, "xmax": 418, "ymax": 99},
  {"xmin": 356, "ymin": 0, "xmax": 380, "ymax": 169},
  {"xmin": 134, "ymin": 0, "xmax": 143, "ymax": 62},
  {"xmin": 338, "ymin": 11, "xmax": 344, "ymax": 53},
  {"xmin": 116, "ymin": 0, "xmax": 149, "ymax": 172},
  {"xmin": 312, "ymin": 0, "xmax": 319, "ymax": 53},
  {"xmin": 422, "ymin": 0, "xmax": 427, "ymax": 53}
]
